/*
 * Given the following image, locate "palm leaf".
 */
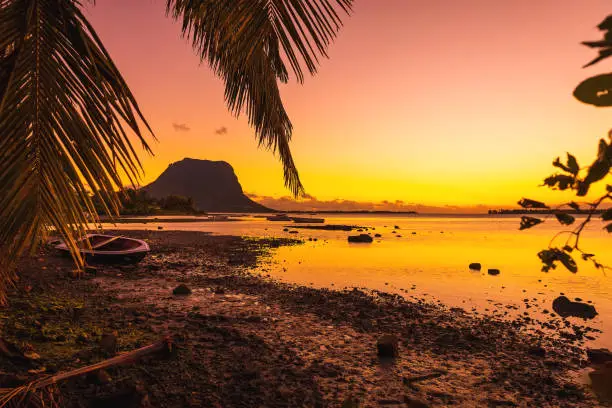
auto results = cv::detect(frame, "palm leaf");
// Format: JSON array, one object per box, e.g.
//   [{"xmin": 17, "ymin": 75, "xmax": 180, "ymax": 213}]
[
  {"xmin": 0, "ymin": 0, "xmax": 153, "ymax": 302},
  {"xmin": 166, "ymin": 0, "xmax": 353, "ymax": 196}
]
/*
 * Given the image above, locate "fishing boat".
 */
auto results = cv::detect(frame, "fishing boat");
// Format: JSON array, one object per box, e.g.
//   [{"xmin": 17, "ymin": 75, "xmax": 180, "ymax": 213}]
[
  {"xmin": 266, "ymin": 214, "xmax": 292, "ymax": 221},
  {"xmin": 55, "ymin": 234, "xmax": 150, "ymax": 264},
  {"xmin": 291, "ymin": 217, "xmax": 325, "ymax": 223}
]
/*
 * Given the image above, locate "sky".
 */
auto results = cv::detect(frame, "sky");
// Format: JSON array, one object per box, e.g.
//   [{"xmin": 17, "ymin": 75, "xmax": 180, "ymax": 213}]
[{"xmin": 84, "ymin": 1, "xmax": 612, "ymax": 212}]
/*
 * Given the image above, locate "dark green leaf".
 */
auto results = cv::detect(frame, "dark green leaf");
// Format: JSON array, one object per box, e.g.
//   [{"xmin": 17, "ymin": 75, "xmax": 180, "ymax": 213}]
[
  {"xmin": 607, "ymin": 184, "xmax": 612, "ymax": 193},
  {"xmin": 555, "ymin": 213, "xmax": 575, "ymax": 225},
  {"xmin": 543, "ymin": 175, "xmax": 575, "ymax": 190},
  {"xmin": 582, "ymin": 253, "xmax": 595, "ymax": 260},
  {"xmin": 553, "ymin": 157, "xmax": 571, "ymax": 173},
  {"xmin": 566, "ymin": 153, "xmax": 579, "ymax": 175},
  {"xmin": 606, "ymin": 223, "xmax": 612, "ymax": 233},
  {"xmin": 568, "ymin": 202, "xmax": 580, "ymax": 211},
  {"xmin": 520, "ymin": 216, "xmax": 544, "ymax": 230},
  {"xmin": 574, "ymin": 73, "xmax": 612, "ymax": 106},
  {"xmin": 518, "ymin": 198, "xmax": 548, "ymax": 209},
  {"xmin": 538, "ymin": 248, "xmax": 578, "ymax": 273},
  {"xmin": 602, "ymin": 209, "xmax": 612, "ymax": 221}
]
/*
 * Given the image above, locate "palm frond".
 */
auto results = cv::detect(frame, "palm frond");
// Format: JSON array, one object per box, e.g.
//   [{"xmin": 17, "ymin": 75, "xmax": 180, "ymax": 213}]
[
  {"xmin": 166, "ymin": 0, "xmax": 353, "ymax": 196},
  {"xmin": 0, "ymin": 0, "xmax": 153, "ymax": 302}
]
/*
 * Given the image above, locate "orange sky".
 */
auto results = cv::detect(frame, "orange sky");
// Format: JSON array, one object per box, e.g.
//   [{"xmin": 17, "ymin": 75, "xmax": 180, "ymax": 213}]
[{"xmin": 84, "ymin": 1, "xmax": 611, "ymax": 211}]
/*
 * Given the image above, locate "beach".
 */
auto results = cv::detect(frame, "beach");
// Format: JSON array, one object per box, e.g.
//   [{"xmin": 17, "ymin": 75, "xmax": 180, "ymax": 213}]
[{"xmin": 0, "ymin": 229, "xmax": 606, "ymax": 407}]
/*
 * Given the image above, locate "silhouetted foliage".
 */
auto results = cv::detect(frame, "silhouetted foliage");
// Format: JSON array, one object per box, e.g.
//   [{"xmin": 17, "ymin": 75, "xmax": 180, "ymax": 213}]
[
  {"xmin": 520, "ymin": 15, "xmax": 612, "ymax": 273},
  {"xmin": 91, "ymin": 189, "xmax": 196, "ymax": 215}
]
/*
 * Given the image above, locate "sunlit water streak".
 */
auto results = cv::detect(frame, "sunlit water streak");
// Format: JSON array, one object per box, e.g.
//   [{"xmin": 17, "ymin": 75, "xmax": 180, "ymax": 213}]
[{"xmin": 105, "ymin": 214, "xmax": 612, "ymax": 348}]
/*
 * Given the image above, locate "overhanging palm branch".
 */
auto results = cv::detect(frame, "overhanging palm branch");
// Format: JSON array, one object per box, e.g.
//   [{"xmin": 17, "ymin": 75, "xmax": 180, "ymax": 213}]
[
  {"xmin": 0, "ymin": 0, "xmax": 152, "ymax": 302},
  {"xmin": 166, "ymin": 0, "xmax": 353, "ymax": 196}
]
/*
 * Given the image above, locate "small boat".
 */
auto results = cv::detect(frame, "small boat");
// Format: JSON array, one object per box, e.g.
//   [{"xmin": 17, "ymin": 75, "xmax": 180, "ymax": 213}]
[
  {"xmin": 291, "ymin": 217, "xmax": 325, "ymax": 223},
  {"xmin": 55, "ymin": 234, "xmax": 150, "ymax": 264}
]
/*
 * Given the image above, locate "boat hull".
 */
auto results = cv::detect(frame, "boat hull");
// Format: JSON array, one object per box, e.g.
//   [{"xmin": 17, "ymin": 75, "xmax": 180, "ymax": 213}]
[{"xmin": 55, "ymin": 234, "xmax": 150, "ymax": 265}]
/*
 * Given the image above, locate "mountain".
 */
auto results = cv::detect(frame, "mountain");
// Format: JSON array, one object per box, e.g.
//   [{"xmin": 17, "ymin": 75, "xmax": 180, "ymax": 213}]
[{"xmin": 142, "ymin": 158, "xmax": 274, "ymax": 213}]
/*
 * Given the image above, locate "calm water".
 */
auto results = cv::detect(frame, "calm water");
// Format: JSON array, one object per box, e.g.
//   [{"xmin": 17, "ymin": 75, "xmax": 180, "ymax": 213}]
[{"xmin": 106, "ymin": 214, "xmax": 612, "ymax": 348}]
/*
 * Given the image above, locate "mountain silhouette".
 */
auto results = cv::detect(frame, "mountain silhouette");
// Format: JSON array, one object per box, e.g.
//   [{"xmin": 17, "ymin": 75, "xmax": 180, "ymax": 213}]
[{"xmin": 142, "ymin": 158, "xmax": 273, "ymax": 212}]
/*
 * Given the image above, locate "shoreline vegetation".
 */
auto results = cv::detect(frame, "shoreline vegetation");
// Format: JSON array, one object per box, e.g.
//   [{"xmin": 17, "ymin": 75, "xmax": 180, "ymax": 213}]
[{"xmin": 1, "ymin": 230, "xmax": 606, "ymax": 406}]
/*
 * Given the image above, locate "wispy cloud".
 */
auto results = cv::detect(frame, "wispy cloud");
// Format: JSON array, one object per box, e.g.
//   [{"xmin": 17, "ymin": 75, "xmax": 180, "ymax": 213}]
[
  {"xmin": 172, "ymin": 122, "xmax": 190, "ymax": 132},
  {"xmin": 246, "ymin": 193, "xmax": 492, "ymax": 214},
  {"xmin": 214, "ymin": 126, "xmax": 228, "ymax": 135}
]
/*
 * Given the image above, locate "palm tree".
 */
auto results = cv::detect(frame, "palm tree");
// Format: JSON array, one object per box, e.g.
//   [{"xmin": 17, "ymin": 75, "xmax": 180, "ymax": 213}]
[{"xmin": 0, "ymin": 0, "xmax": 352, "ymax": 301}]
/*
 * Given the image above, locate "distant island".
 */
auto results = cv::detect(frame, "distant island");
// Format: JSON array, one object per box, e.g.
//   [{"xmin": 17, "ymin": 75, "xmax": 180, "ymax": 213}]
[{"xmin": 142, "ymin": 158, "xmax": 273, "ymax": 213}]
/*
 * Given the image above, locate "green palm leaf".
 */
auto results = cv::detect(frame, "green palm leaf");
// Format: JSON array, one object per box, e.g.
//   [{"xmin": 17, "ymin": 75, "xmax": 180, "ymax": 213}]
[
  {"xmin": 166, "ymin": 0, "xmax": 353, "ymax": 196},
  {"xmin": 0, "ymin": 0, "xmax": 153, "ymax": 302}
]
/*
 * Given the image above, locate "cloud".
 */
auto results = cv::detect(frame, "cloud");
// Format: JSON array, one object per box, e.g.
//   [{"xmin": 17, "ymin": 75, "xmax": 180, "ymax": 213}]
[
  {"xmin": 172, "ymin": 122, "xmax": 190, "ymax": 132},
  {"xmin": 245, "ymin": 193, "xmax": 492, "ymax": 214},
  {"xmin": 215, "ymin": 126, "xmax": 228, "ymax": 135}
]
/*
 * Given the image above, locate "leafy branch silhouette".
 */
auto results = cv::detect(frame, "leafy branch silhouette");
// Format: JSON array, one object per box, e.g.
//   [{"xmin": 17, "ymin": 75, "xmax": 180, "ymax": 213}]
[{"xmin": 520, "ymin": 15, "xmax": 612, "ymax": 273}]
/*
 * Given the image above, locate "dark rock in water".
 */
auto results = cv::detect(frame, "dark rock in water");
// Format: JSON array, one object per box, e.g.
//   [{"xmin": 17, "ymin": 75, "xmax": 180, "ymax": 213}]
[
  {"xmin": 348, "ymin": 234, "xmax": 373, "ymax": 243},
  {"xmin": 394, "ymin": 225, "xmax": 400, "ymax": 229},
  {"xmin": 552, "ymin": 296, "xmax": 598, "ymax": 319},
  {"xmin": 173, "ymin": 284, "xmax": 192, "ymax": 296},
  {"xmin": 289, "ymin": 230, "xmax": 299, "ymax": 234},
  {"xmin": 157, "ymin": 226, "xmax": 163, "ymax": 230},
  {"xmin": 99, "ymin": 333, "xmax": 117, "ymax": 354},
  {"xmin": 374, "ymin": 234, "xmax": 382, "ymax": 238},
  {"xmin": 487, "ymin": 269, "xmax": 500, "ymax": 276},
  {"xmin": 587, "ymin": 348, "xmax": 612, "ymax": 365},
  {"xmin": 283, "ymin": 228, "xmax": 289, "ymax": 232},
  {"xmin": 469, "ymin": 263, "xmax": 481, "ymax": 271},
  {"xmin": 142, "ymin": 158, "xmax": 273, "ymax": 212},
  {"xmin": 377, "ymin": 334, "xmax": 399, "ymax": 359}
]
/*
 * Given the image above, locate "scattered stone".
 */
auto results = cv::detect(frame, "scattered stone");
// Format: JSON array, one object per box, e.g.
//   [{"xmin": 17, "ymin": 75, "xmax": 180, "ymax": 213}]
[
  {"xmin": 157, "ymin": 226, "xmax": 163, "ymax": 230},
  {"xmin": 552, "ymin": 296, "xmax": 598, "ymax": 319},
  {"xmin": 487, "ymin": 269, "xmax": 500, "ymax": 276},
  {"xmin": 173, "ymin": 284, "xmax": 192, "ymax": 296},
  {"xmin": 528, "ymin": 346, "xmax": 547, "ymax": 358},
  {"xmin": 376, "ymin": 334, "xmax": 399, "ymax": 359},
  {"xmin": 348, "ymin": 234, "xmax": 373, "ymax": 243},
  {"xmin": 469, "ymin": 263, "xmax": 482, "ymax": 271},
  {"xmin": 587, "ymin": 348, "xmax": 612, "ymax": 365},
  {"xmin": 374, "ymin": 234, "xmax": 382, "ymax": 238},
  {"xmin": 394, "ymin": 225, "xmax": 400, "ymax": 229}
]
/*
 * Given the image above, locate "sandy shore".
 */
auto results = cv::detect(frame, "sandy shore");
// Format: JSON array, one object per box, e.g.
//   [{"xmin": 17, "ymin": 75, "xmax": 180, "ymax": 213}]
[{"xmin": 0, "ymin": 230, "xmax": 605, "ymax": 407}]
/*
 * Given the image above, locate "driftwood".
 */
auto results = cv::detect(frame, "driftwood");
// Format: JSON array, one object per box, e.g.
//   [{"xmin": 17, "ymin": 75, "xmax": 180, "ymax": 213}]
[{"xmin": 0, "ymin": 337, "xmax": 172, "ymax": 408}]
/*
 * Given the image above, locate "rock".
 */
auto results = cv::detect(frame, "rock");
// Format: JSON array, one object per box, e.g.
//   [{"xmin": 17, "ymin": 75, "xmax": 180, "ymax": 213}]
[
  {"xmin": 374, "ymin": 234, "xmax": 382, "ymax": 238},
  {"xmin": 88, "ymin": 369, "xmax": 112, "ymax": 384},
  {"xmin": 487, "ymin": 268, "xmax": 500, "ymax": 276},
  {"xmin": 99, "ymin": 333, "xmax": 117, "ymax": 354},
  {"xmin": 552, "ymin": 296, "xmax": 598, "ymax": 319},
  {"xmin": 469, "ymin": 263, "xmax": 481, "ymax": 271},
  {"xmin": 589, "ymin": 361, "xmax": 612, "ymax": 402},
  {"xmin": 528, "ymin": 346, "xmax": 547, "ymax": 358},
  {"xmin": 173, "ymin": 284, "xmax": 192, "ymax": 296},
  {"xmin": 587, "ymin": 348, "xmax": 612, "ymax": 365},
  {"xmin": 283, "ymin": 228, "xmax": 289, "ymax": 232},
  {"xmin": 348, "ymin": 234, "xmax": 373, "ymax": 243},
  {"xmin": 376, "ymin": 334, "xmax": 399, "ymax": 359},
  {"xmin": 157, "ymin": 226, "xmax": 163, "ymax": 230},
  {"xmin": 394, "ymin": 225, "xmax": 400, "ymax": 229}
]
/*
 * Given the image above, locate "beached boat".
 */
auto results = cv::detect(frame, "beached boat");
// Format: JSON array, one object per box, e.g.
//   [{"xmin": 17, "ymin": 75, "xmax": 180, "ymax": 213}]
[
  {"xmin": 266, "ymin": 214, "xmax": 292, "ymax": 221},
  {"xmin": 291, "ymin": 217, "xmax": 325, "ymax": 223},
  {"xmin": 55, "ymin": 234, "xmax": 150, "ymax": 264}
]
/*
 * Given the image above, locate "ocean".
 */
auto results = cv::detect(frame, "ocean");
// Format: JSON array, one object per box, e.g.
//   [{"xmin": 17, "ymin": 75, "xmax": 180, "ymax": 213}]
[{"xmin": 105, "ymin": 213, "xmax": 612, "ymax": 349}]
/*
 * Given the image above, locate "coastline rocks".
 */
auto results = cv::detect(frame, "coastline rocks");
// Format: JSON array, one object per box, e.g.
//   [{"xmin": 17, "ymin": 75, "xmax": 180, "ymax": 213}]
[
  {"xmin": 348, "ymin": 234, "xmax": 373, "ymax": 243},
  {"xmin": 469, "ymin": 263, "xmax": 482, "ymax": 271},
  {"xmin": 552, "ymin": 296, "xmax": 598, "ymax": 319},
  {"xmin": 587, "ymin": 348, "xmax": 612, "ymax": 365},
  {"xmin": 173, "ymin": 284, "xmax": 192, "ymax": 296},
  {"xmin": 589, "ymin": 361, "xmax": 612, "ymax": 402},
  {"xmin": 374, "ymin": 234, "xmax": 382, "ymax": 238},
  {"xmin": 487, "ymin": 269, "xmax": 500, "ymax": 276},
  {"xmin": 376, "ymin": 335, "xmax": 399, "ymax": 359}
]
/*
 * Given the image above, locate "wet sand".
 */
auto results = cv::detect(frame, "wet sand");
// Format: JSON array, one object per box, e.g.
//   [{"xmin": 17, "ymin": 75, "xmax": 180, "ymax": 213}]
[{"xmin": 0, "ymin": 230, "xmax": 606, "ymax": 407}]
